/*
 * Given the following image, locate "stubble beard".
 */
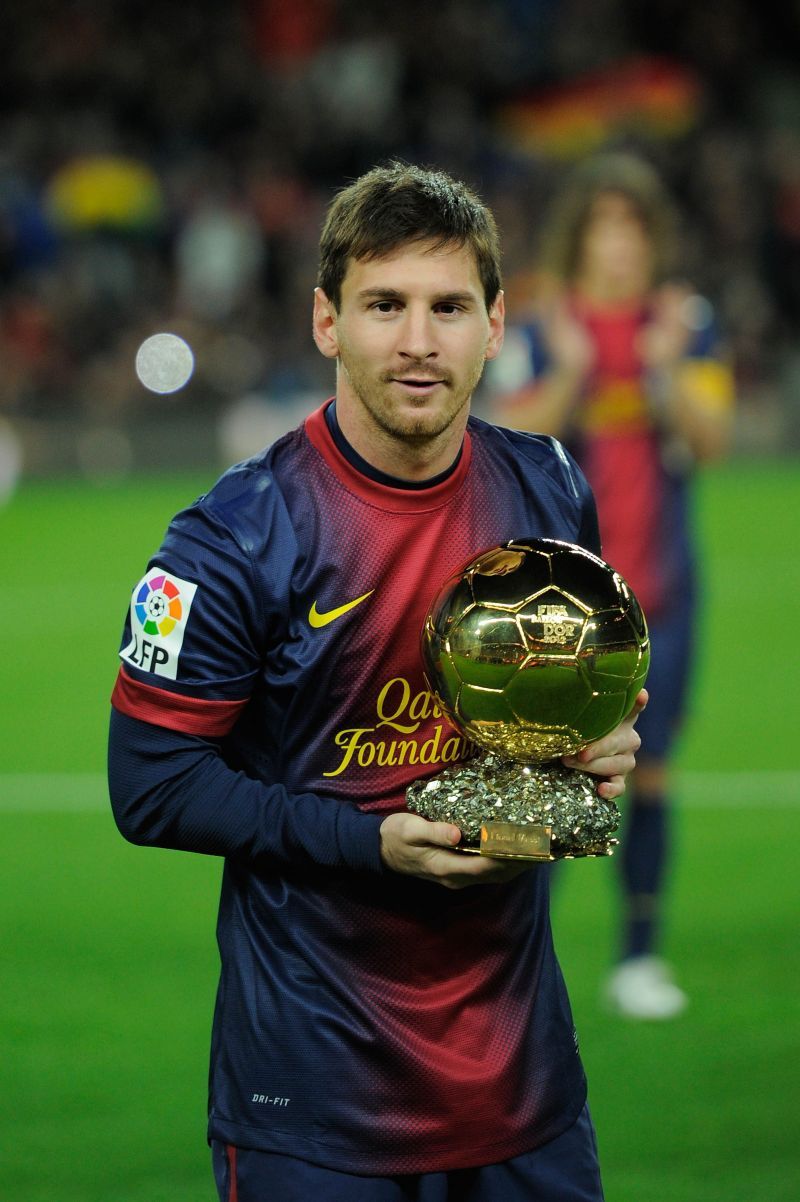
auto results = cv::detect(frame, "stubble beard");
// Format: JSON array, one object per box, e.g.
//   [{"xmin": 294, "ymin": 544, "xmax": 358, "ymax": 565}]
[{"xmin": 339, "ymin": 353, "xmax": 486, "ymax": 446}]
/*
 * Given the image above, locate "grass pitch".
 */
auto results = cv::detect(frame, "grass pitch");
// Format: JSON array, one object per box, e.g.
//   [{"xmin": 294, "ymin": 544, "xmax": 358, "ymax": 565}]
[{"xmin": 1, "ymin": 461, "xmax": 798, "ymax": 1201}]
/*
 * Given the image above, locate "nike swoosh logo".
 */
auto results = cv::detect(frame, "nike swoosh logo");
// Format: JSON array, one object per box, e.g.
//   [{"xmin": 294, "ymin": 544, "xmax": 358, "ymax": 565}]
[{"xmin": 308, "ymin": 590, "xmax": 374, "ymax": 628}]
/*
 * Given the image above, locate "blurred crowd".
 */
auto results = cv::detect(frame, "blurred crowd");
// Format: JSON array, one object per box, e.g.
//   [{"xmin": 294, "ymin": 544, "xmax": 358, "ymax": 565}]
[{"xmin": 3, "ymin": 0, "xmax": 800, "ymax": 472}]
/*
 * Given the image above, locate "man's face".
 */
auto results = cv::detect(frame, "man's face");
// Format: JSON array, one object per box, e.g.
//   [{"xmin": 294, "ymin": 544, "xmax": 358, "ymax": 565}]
[
  {"xmin": 579, "ymin": 191, "xmax": 653, "ymax": 292},
  {"xmin": 313, "ymin": 240, "xmax": 504, "ymax": 448}
]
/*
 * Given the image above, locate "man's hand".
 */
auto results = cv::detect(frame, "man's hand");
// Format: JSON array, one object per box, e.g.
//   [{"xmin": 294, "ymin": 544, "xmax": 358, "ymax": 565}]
[
  {"xmin": 544, "ymin": 295, "xmax": 595, "ymax": 378},
  {"xmin": 381, "ymin": 689, "xmax": 648, "ymax": 886},
  {"xmin": 379, "ymin": 812, "xmax": 531, "ymax": 890},
  {"xmin": 637, "ymin": 284, "xmax": 693, "ymax": 370},
  {"xmin": 561, "ymin": 688, "xmax": 648, "ymax": 799}
]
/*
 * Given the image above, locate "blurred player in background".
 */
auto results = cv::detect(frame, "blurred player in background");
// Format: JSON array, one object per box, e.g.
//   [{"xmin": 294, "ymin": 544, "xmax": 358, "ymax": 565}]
[
  {"xmin": 108, "ymin": 161, "xmax": 646, "ymax": 1201},
  {"xmin": 493, "ymin": 153, "xmax": 734, "ymax": 1019}
]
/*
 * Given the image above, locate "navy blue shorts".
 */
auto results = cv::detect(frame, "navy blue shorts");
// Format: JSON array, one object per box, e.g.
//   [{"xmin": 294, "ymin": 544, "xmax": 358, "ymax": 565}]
[
  {"xmin": 635, "ymin": 596, "xmax": 695, "ymax": 761},
  {"xmin": 211, "ymin": 1103, "xmax": 603, "ymax": 1201}
]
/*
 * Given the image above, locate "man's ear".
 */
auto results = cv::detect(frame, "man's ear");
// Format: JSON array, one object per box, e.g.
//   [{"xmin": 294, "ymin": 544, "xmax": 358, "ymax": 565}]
[
  {"xmin": 313, "ymin": 288, "xmax": 339, "ymax": 359},
  {"xmin": 485, "ymin": 289, "xmax": 505, "ymax": 362}
]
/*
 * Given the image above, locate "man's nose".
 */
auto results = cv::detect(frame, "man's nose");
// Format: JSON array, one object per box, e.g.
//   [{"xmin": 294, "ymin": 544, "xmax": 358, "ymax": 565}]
[{"xmin": 398, "ymin": 308, "xmax": 437, "ymax": 360}]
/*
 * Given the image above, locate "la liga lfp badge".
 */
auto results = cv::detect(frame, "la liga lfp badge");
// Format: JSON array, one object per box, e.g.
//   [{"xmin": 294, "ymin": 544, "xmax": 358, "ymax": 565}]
[{"xmin": 121, "ymin": 568, "xmax": 198, "ymax": 680}]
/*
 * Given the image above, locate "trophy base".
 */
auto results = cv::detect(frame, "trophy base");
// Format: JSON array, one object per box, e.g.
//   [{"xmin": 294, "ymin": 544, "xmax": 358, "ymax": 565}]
[{"xmin": 406, "ymin": 752, "xmax": 620, "ymax": 861}]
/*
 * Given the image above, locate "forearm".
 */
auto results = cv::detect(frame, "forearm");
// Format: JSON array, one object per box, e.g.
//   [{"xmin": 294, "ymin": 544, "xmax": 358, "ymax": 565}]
[
  {"xmin": 672, "ymin": 386, "xmax": 733, "ymax": 462},
  {"xmin": 496, "ymin": 366, "xmax": 586, "ymax": 438},
  {"xmin": 108, "ymin": 709, "xmax": 384, "ymax": 872},
  {"xmin": 648, "ymin": 360, "xmax": 735, "ymax": 463}
]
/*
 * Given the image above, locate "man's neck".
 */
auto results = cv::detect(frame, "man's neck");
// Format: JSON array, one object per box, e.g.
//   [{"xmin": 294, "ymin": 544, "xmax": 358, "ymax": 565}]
[
  {"xmin": 334, "ymin": 396, "xmax": 468, "ymax": 482},
  {"xmin": 324, "ymin": 402, "xmax": 463, "ymax": 490}
]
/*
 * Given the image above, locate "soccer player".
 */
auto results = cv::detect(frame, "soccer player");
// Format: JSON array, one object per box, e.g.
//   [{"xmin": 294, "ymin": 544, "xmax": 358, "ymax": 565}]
[
  {"xmin": 108, "ymin": 161, "xmax": 646, "ymax": 1201},
  {"xmin": 493, "ymin": 153, "xmax": 734, "ymax": 1020}
]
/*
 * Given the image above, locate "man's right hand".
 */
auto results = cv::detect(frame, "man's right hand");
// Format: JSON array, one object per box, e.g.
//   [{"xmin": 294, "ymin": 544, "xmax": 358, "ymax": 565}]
[{"xmin": 379, "ymin": 812, "xmax": 533, "ymax": 890}]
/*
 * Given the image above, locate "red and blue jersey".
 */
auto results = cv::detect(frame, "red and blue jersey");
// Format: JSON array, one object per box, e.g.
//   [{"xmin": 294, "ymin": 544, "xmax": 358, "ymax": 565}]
[
  {"xmin": 110, "ymin": 402, "xmax": 600, "ymax": 1174},
  {"xmin": 506, "ymin": 296, "xmax": 732, "ymax": 618}
]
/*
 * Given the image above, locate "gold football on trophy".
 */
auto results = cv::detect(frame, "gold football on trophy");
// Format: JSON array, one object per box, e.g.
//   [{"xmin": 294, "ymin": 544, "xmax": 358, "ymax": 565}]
[{"xmin": 422, "ymin": 538, "xmax": 650, "ymax": 762}]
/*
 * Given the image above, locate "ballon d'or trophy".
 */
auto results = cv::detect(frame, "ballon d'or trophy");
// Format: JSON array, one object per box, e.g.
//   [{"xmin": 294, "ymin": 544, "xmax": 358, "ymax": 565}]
[{"xmin": 406, "ymin": 539, "xmax": 650, "ymax": 861}]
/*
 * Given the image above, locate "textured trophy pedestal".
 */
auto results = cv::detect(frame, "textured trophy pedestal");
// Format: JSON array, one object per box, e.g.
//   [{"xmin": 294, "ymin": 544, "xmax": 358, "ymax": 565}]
[{"xmin": 406, "ymin": 752, "xmax": 620, "ymax": 861}]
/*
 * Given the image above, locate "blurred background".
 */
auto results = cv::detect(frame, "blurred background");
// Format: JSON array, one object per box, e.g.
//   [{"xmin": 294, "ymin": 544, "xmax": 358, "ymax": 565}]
[
  {"xmin": 1, "ymin": 2, "xmax": 798, "ymax": 1200},
  {"xmin": 2, "ymin": 0, "xmax": 800, "ymax": 482}
]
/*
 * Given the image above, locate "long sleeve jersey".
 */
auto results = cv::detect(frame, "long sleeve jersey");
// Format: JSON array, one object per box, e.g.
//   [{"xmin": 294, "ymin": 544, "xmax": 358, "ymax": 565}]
[{"xmin": 109, "ymin": 402, "xmax": 601, "ymax": 1174}]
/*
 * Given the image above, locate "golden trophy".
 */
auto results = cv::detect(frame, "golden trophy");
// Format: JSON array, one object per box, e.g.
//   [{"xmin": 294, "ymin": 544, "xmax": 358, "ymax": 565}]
[{"xmin": 406, "ymin": 539, "xmax": 649, "ymax": 861}]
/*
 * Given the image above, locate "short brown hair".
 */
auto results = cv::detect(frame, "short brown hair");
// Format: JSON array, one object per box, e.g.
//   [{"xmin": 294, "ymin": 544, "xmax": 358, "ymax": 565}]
[
  {"xmin": 539, "ymin": 152, "xmax": 678, "ymax": 283},
  {"xmin": 318, "ymin": 161, "xmax": 502, "ymax": 311}
]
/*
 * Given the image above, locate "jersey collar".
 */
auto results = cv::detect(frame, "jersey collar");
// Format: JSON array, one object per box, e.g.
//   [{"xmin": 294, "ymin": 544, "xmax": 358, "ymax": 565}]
[{"xmin": 304, "ymin": 401, "xmax": 472, "ymax": 513}]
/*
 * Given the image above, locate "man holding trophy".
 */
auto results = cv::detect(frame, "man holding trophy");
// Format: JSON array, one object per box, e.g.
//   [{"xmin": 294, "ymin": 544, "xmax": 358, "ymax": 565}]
[{"xmin": 109, "ymin": 162, "xmax": 646, "ymax": 1202}]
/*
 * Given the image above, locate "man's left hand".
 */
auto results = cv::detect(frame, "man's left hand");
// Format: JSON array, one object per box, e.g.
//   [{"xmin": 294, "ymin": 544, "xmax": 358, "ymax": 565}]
[{"xmin": 560, "ymin": 688, "xmax": 648, "ymax": 800}]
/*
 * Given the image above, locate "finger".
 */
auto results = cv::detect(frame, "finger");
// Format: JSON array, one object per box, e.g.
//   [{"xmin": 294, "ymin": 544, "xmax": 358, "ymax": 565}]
[
  {"xmin": 596, "ymin": 774, "xmax": 627, "ymax": 800},
  {"xmin": 414, "ymin": 830, "xmax": 464, "ymax": 856},
  {"xmin": 399, "ymin": 814, "xmax": 462, "ymax": 848},
  {"xmin": 427, "ymin": 821, "xmax": 462, "ymax": 848},
  {"xmin": 571, "ymin": 751, "xmax": 638, "ymax": 780},
  {"xmin": 562, "ymin": 740, "xmax": 638, "ymax": 772},
  {"xmin": 563, "ymin": 692, "xmax": 646, "ymax": 770}
]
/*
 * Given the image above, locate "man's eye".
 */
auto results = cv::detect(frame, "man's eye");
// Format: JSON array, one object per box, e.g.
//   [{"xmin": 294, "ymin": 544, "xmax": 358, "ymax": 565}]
[
  {"xmin": 436, "ymin": 304, "xmax": 463, "ymax": 315},
  {"xmin": 372, "ymin": 301, "xmax": 399, "ymax": 313}
]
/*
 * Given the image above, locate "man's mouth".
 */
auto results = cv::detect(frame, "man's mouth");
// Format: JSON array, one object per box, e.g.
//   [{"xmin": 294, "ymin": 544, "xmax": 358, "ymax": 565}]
[{"xmin": 390, "ymin": 376, "xmax": 447, "ymax": 393}]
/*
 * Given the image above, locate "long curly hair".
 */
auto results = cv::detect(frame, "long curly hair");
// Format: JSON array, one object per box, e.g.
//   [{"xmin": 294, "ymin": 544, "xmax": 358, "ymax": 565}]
[{"xmin": 538, "ymin": 153, "xmax": 679, "ymax": 284}]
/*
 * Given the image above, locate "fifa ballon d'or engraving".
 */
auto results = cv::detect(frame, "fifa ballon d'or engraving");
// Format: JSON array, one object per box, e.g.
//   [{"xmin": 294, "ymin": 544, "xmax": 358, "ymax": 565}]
[{"xmin": 406, "ymin": 539, "xmax": 650, "ymax": 860}]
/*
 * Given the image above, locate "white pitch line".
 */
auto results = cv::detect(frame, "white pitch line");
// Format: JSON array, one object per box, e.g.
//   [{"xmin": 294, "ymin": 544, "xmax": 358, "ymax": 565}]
[
  {"xmin": 1, "ymin": 771, "xmax": 799, "ymax": 813},
  {"xmin": 0, "ymin": 774, "xmax": 109, "ymax": 812},
  {"xmin": 677, "ymin": 771, "xmax": 800, "ymax": 807}
]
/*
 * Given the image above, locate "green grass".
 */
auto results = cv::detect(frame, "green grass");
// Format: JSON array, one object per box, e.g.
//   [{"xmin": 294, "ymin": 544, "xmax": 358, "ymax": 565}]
[
  {"xmin": 1, "ymin": 461, "xmax": 799, "ymax": 1200},
  {"xmin": 676, "ymin": 459, "xmax": 800, "ymax": 772},
  {"xmin": 2, "ymin": 811, "xmax": 219, "ymax": 1202},
  {"xmin": 554, "ymin": 804, "xmax": 800, "ymax": 1202}
]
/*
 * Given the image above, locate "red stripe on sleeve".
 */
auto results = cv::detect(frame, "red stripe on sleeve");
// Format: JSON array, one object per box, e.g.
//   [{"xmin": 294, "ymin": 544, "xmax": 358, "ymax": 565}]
[
  {"xmin": 227, "ymin": 1145, "xmax": 238, "ymax": 1202},
  {"xmin": 111, "ymin": 666, "xmax": 248, "ymax": 736}
]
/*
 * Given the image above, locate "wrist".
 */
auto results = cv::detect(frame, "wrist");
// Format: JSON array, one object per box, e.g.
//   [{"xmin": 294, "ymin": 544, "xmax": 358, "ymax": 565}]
[{"xmin": 645, "ymin": 364, "xmax": 679, "ymax": 422}]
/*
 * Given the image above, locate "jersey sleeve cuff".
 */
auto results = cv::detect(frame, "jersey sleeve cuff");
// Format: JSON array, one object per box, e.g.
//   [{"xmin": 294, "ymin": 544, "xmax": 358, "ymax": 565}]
[{"xmin": 335, "ymin": 806, "xmax": 386, "ymax": 873}]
